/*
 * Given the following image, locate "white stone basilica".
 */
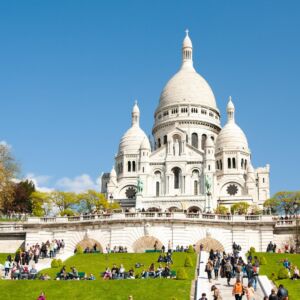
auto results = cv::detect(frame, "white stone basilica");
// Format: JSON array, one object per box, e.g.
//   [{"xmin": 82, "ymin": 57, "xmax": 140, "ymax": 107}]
[{"xmin": 102, "ymin": 31, "xmax": 270, "ymax": 212}]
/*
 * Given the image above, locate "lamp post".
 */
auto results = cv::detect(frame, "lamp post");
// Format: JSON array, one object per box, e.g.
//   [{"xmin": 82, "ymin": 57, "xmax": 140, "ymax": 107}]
[
  {"xmin": 293, "ymin": 202, "xmax": 300, "ymax": 254},
  {"xmin": 109, "ymin": 194, "xmax": 113, "ymax": 212}
]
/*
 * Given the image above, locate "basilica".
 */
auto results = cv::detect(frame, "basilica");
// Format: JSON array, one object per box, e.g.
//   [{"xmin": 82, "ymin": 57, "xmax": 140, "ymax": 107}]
[{"xmin": 101, "ymin": 31, "xmax": 270, "ymax": 212}]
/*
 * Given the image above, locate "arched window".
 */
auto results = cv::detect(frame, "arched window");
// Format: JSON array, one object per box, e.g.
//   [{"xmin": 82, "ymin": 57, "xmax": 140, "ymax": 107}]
[
  {"xmin": 220, "ymin": 160, "xmax": 223, "ymax": 170},
  {"xmin": 241, "ymin": 158, "xmax": 244, "ymax": 169},
  {"xmin": 227, "ymin": 158, "xmax": 231, "ymax": 169},
  {"xmin": 156, "ymin": 182, "xmax": 160, "ymax": 197},
  {"xmin": 244, "ymin": 159, "xmax": 247, "ymax": 170},
  {"xmin": 201, "ymin": 134, "xmax": 207, "ymax": 150},
  {"xmin": 132, "ymin": 161, "xmax": 136, "ymax": 172},
  {"xmin": 172, "ymin": 167, "xmax": 181, "ymax": 189},
  {"xmin": 216, "ymin": 161, "xmax": 219, "ymax": 170},
  {"xmin": 192, "ymin": 133, "xmax": 198, "ymax": 148},
  {"xmin": 163, "ymin": 135, "xmax": 167, "ymax": 144},
  {"xmin": 158, "ymin": 138, "xmax": 161, "ymax": 148},
  {"xmin": 194, "ymin": 180, "xmax": 198, "ymax": 195},
  {"xmin": 127, "ymin": 161, "xmax": 131, "ymax": 172},
  {"xmin": 232, "ymin": 158, "xmax": 236, "ymax": 169}
]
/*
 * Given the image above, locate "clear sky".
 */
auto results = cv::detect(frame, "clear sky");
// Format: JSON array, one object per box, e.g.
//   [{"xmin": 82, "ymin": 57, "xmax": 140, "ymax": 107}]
[{"xmin": 0, "ymin": 0, "xmax": 299, "ymax": 193}]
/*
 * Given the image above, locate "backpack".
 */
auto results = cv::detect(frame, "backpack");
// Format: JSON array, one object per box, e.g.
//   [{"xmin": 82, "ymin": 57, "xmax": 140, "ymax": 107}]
[{"xmin": 233, "ymin": 283, "xmax": 243, "ymax": 294}]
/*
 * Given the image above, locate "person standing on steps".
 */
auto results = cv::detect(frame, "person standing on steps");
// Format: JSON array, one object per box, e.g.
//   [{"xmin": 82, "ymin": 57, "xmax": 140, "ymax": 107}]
[
  {"xmin": 213, "ymin": 257, "xmax": 220, "ymax": 280},
  {"xmin": 232, "ymin": 278, "xmax": 243, "ymax": 300},
  {"xmin": 224, "ymin": 259, "xmax": 233, "ymax": 285},
  {"xmin": 211, "ymin": 285, "xmax": 222, "ymax": 300},
  {"xmin": 205, "ymin": 259, "xmax": 213, "ymax": 282}
]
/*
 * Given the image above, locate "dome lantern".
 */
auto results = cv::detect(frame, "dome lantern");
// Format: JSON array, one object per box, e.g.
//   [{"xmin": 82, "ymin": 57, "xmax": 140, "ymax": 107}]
[
  {"xmin": 132, "ymin": 100, "xmax": 140, "ymax": 127},
  {"xmin": 182, "ymin": 29, "xmax": 193, "ymax": 68},
  {"xmin": 227, "ymin": 96, "xmax": 235, "ymax": 123}
]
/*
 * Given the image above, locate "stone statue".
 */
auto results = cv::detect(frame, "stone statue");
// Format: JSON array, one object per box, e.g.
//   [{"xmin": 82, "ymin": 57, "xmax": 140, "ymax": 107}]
[
  {"xmin": 137, "ymin": 177, "xmax": 144, "ymax": 193},
  {"xmin": 205, "ymin": 174, "xmax": 212, "ymax": 195}
]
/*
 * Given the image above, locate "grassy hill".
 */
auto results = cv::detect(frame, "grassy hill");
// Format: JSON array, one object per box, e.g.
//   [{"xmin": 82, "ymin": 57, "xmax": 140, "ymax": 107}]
[
  {"xmin": 0, "ymin": 252, "xmax": 197, "ymax": 300},
  {"xmin": 255, "ymin": 252, "xmax": 300, "ymax": 300}
]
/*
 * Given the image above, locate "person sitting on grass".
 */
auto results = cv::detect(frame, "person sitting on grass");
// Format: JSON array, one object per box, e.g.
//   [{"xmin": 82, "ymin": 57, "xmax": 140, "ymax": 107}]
[
  {"xmin": 148, "ymin": 263, "xmax": 155, "ymax": 277},
  {"xmin": 89, "ymin": 273, "xmax": 95, "ymax": 280},
  {"xmin": 103, "ymin": 267, "xmax": 112, "ymax": 280},
  {"xmin": 128, "ymin": 268, "xmax": 135, "ymax": 279},
  {"xmin": 119, "ymin": 264, "xmax": 125, "ymax": 278},
  {"xmin": 69, "ymin": 266, "xmax": 78, "ymax": 279},
  {"xmin": 29, "ymin": 265, "xmax": 38, "ymax": 279},
  {"xmin": 291, "ymin": 266, "xmax": 300, "ymax": 280},
  {"xmin": 141, "ymin": 269, "xmax": 149, "ymax": 279},
  {"xmin": 111, "ymin": 264, "xmax": 119, "ymax": 279},
  {"xmin": 155, "ymin": 264, "xmax": 164, "ymax": 278},
  {"xmin": 162, "ymin": 265, "xmax": 171, "ymax": 278}
]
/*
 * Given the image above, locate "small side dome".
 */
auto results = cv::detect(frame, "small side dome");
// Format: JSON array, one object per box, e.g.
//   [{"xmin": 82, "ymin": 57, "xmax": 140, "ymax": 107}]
[
  {"xmin": 119, "ymin": 126, "xmax": 149, "ymax": 154},
  {"xmin": 216, "ymin": 97, "xmax": 249, "ymax": 151},
  {"xmin": 140, "ymin": 137, "xmax": 151, "ymax": 150},
  {"xmin": 216, "ymin": 123, "xmax": 249, "ymax": 150}
]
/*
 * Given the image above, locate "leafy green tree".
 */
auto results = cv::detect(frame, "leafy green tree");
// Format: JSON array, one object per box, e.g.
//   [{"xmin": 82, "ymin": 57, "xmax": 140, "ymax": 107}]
[
  {"xmin": 230, "ymin": 202, "xmax": 250, "ymax": 215},
  {"xmin": 49, "ymin": 191, "xmax": 78, "ymax": 213},
  {"xmin": 214, "ymin": 205, "xmax": 229, "ymax": 215},
  {"xmin": 0, "ymin": 144, "xmax": 19, "ymax": 212},
  {"xmin": 264, "ymin": 191, "xmax": 300, "ymax": 215},
  {"xmin": 30, "ymin": 191, "xmax": 50, "ymax": 216},
  {"xmin": 77, "ymin": 190, "xmax": 119, "ymax": 213}
]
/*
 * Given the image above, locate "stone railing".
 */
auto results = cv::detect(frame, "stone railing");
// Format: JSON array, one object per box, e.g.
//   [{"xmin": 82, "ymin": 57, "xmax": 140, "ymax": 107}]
[
  {"xmin": 0, "ymin": 223, "xmax": 24, "ymax": 231},
  {"xmin": 23, "ymin": 213, "xmax": 277, "ymax": 224}
]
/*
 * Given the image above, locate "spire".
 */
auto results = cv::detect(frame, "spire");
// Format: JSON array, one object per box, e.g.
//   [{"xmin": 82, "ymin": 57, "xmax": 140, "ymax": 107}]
[
  {"xmin": 182, "ymin": 29, "xmax": 193, "ymax": 68},
  {"xmin": 132, "ymin": 100, "xmax": 140, "ymax": 126},
  {"xmin": 227, "ymin": 96, "xmax": 235, "ymax": 123}
]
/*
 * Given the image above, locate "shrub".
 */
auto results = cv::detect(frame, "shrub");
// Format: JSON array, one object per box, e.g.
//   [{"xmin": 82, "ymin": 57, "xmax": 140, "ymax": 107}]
[
  {"xmin": 76, "ymin": 245, "xmax": 83, "ymax": 254},
  {"xmin": 57, "ymin": 258, "xmax": 63, "ymax": 267},
  {"xmin": 176, "ymin": 268, "xmax": 188, "ymax": 280},
  {"xmin": 60, "ymin": 209, "xmax": 75, "ymax": 216},
  {"xmin": 51, "ymin": 259, "xmax": 59, "ymax": 268},
  {"xmin": 249, "ymin": 247, "xmax": 256, "ymax": 253},
  {"xmin": 186, "ymin": 245, "xmax": 195, "ymax": 253},
  {"xmin": 184, "ymin": 256, "xmax": 193, "ymax": 267},
  {"xmin": 259, "ymin": 256, "xmax": 267, "ymax": 265},
  {"xmin": 277, "ymin": 268, "xmax": 289, "ymax": 280}
]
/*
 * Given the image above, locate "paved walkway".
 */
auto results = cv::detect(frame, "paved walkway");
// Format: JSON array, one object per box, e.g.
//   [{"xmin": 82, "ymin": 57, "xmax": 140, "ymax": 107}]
[
  {"xmin": 196, "ymin": 252, "xmax": 265, "ymax": 300},
  {"xmin": 29, "ymin": 252, "xmax": 73, "ymax": 272}
]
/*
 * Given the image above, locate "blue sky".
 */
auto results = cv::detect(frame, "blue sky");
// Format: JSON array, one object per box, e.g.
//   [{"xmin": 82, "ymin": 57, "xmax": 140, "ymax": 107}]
[{"xmin": 0, "ymin": 0, "xmax": 299, "ymax": 193}]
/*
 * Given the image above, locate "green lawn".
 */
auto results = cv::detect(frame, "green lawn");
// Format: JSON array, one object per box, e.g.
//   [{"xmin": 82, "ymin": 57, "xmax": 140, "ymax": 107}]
[
  {"xmin": 0, "ymin": 252, "xmax": 197, "ymax": 300},
  {"xmin": 255, "ymin": 252, "xmax": 300, "ymax": 300},
  {"xmin": 0, "ymin": 253, "xmax": 12, "ymax": 264}
]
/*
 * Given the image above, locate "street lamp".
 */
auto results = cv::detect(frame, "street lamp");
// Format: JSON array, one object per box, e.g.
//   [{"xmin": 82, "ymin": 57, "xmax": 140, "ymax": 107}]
[{"xmin": 293, "ymin": 202, "xmax": 300, "ymax": 254}]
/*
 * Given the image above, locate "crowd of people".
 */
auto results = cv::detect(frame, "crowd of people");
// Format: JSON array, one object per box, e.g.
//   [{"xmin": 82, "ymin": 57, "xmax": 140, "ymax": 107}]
[
  {"xmin": 202, "ymin": 242, "xmax": 293, "ymax": 300},
  {"xmin": 105, "ymin": 245, "xmax": 128, "ymax": 253},
  {"xmin": 102, "ymin": 252, "xmax": 174, "ymax": 280},
  {"xmin": 0, "ymin": 240, "xmax": 65, "ymax": 280}
]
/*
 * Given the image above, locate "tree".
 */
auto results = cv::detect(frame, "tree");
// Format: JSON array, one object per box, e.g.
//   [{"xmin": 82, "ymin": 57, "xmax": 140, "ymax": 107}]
[
  {"xmin": 30, "ymin": 191, "xmax": 51, "ymax": 217},
  {"xmin": 9, "ymin": 180, "xmax": 35, "ymax": 213},
  {"xmin": 230, "ymin": 202, "xmax": 250, "ymax": 215},
  {"xmin": 214, "ymin": 205, "xmax": 229, "ymax": 215},
  {"xmin": 0, "ymin": 143, "xmax": 19, "ymax": 212},
  {"xmin": 264, "ymin": 191, "xmax": 300, "ymax": 215},
  {"xmin": 49, "ymin": 191, "xmax": 78, "ymax": 213},
  {"xmin": 77, "ymin": 190, "xmax": 119, "ymax": 213}
]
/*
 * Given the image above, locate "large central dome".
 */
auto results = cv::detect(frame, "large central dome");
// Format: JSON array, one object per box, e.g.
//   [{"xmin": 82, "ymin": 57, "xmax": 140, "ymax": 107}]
[
  {"xmin": 158, "ymin": 66, "xmax": 217, "ymax": 110},
  {"xmin": 155, "ymin": 31, "xmax": 218, "ymax": 114}
]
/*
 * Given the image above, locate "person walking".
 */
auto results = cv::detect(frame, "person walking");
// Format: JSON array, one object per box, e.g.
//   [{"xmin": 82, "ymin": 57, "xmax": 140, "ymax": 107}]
[
  {"xmin": 277, "ymin": 284, "xmax": 288, "ymax": 300},
  {"xmin": 211, "ymin": 285, "xmax": 222, "ymax": 300},
  {"xmin": 268, "ymin": 289, "xmax": 278, "ymax": 300},
  {"xmin": 205, "ymin": 259, "xmax": 213, "ymax": 282},
  {"xmin": 224, "ymin": 259, "xmax": 233, "ymax": 285},
  {"xmin": 213, "ymin": 257, "xmax": 220, "ymax": 280},
  {"xmin": 232, "ymin": 278, "xmax": 243, "ymax": 300},
  {"xmin": 245, "ymin": 282, "xmax": 255, "ymax": 300}
]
